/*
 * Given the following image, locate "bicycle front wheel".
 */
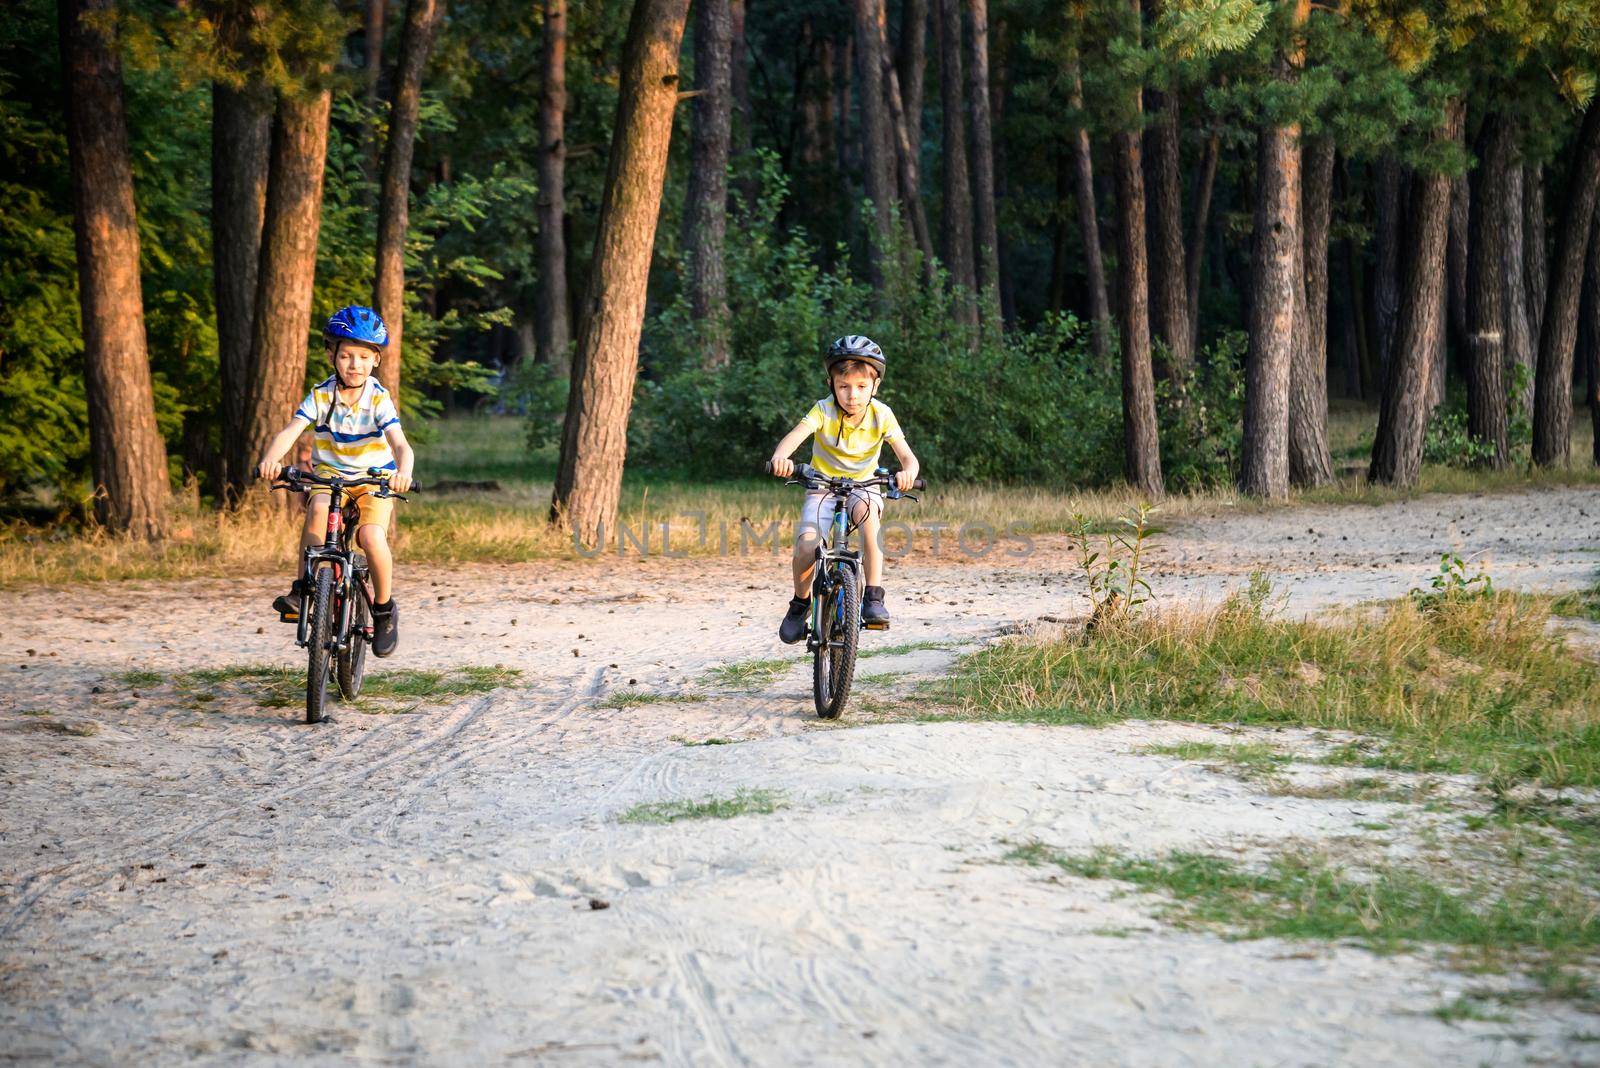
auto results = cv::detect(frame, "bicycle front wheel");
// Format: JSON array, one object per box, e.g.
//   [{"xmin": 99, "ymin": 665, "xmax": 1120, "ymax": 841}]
[
  {"xmin": 812, "ymin": 566, "xmax": 860, "ymax": 720},
  {"xmin": 305, "ymin": 564, "xmax": 335, "ymax": 724}
]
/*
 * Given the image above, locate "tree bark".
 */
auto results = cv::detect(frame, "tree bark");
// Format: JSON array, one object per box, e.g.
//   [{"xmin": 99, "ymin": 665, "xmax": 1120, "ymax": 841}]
[
  {"xmin": 1068, "ymin": 59, "xmax": 1111, "ymax": 368},
  {"xmin": 372, "ymin": 0, "xmax": 445, "ymax": 403},
  {"xmin": 881, "ymin": 49, "xmax": 936, "ymax": 277},
  {"xmin": 1243, "ymin": 121, "xmax": 1301, "ymax": 500},
  {"xmin": 1049, "ymin": 147, "xmax": 1071, "ymax": 315},
  {"xmin": 550, "ymin": 0, "xmax": 691, "ymax": 548},
  {"xmin": 936, "ymin": 0, "xmax": 975, "ymax": 320},
  {"xmin": 1186, "ymin": 128, "xmax": 1219, "ymax": 351},
  {"xmin": 963, "ymin": 0, "xmax": 1001, "ymax": 321},
  {"xmin": 1289, "ymin": 135, "xmax": 1333, "ymax": 487},
  {"xmin": 1370, "ymin": 100, "xmax": 1462, "ymax": 487},
  {"xmin": 1447, "ymin": 173, "xmax": 1469, "ymax": 361},
  {"xmin": 213, "ymin": 4, "xmax": 273, "ymax": 498},
  {"xmin": 1532, "ymin": 102, "xmax": 1600, "ymax": 466},
  {"xmin": 682, "ymin": 0, "xmax": 733, "ymax": 368},
  {"xmin": 1525, "ymin": 163, "xmax": 1547, "ymax": 342},
  {"xmin": 853, "ymin": 0, "xmax": 898, "ymax": 286},
  {"xmin": 1466, "ymin": 113, "xmax": 1512, "ymax": 468},
  {"xmin": 60, "ymin": 0, "xmax": 170, "ymax": 537},
  {"xmin": 1583, "ymin": 211, "xmax": 1600, "ymax": 465},
  {"xmin": 1145, "ymin": 88, "xmax": 1191, "ymax": 371},
  {"xmin": 1502, "ymin": 151, "xmax": 1535, "ymax": 421},
  {"xmin": 1113, "ymin": 126, "xmax": 1163, "ymax": 498},
  {"xmin": 729, "ymin": 0, "xmax": 751, "ymax": 160},
  {"xmin": 897, "ymin": 0, "xmax": 926, "ymax": 155},
  {"xmin": 244, "ymin": 82, "xmax": 333, "ymax": 491},
  {"xmin": 1373, "ymin": 154, "xmax": 1402, "ymax": 375},
  {"xmin": 364, "ymin": 0, "xmax": 387, "ymax": 180},
  {"xmin": 536, "ymin": 0, "xmax": 572, "ymax": 373}
]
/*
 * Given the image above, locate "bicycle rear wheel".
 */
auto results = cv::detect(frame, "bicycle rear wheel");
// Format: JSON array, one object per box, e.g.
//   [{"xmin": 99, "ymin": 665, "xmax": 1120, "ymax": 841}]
[
  {"xmin": 305, "ymin": 564, "xmax": 335, "ymax": 724},
  {"xmin": 812, "ymin": 566, "xmax": 860, "ymax": 719},
  {"xmin": 337, "ymin": 586, "xmax": 369, "ymax": 700}
]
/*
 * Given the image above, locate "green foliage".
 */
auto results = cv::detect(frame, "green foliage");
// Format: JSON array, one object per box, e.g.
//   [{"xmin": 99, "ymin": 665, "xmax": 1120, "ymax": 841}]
[
  {"xmin": 1410, "ymin": 551, "xmax": 1494, "ymax": 610},
  {"xmin": 1070, "ymin": 504, "xmax": 1157, "ymax": 625}
]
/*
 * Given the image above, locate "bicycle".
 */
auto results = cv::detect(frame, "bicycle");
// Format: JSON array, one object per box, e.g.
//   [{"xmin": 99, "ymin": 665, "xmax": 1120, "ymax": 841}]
[
  {"xmin": 767, "ymin": 462, "xmax": 923, "ymax": 719},
  {"xmin": 270, "ymin": 466, "xmax": 418, "ymax": 724}
]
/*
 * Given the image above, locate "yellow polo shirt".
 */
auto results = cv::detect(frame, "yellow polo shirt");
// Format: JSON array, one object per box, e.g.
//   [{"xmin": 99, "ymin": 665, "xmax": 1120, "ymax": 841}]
[{"xmin": 802, "ymin": 397, "xmax": 904, "ymax": 479}]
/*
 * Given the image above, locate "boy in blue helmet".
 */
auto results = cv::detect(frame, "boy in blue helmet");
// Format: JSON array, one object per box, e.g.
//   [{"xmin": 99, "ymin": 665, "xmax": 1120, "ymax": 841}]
[
  {"xmin": 256, "ymin": 306, "xmax": 415, "ymax": 657},
  {"xmin": 768, "ymin": 335, "xmax": 919, "ymax": 642}
]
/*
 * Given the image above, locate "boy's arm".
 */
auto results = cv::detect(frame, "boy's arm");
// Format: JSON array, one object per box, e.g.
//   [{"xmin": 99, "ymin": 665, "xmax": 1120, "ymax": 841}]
[
  {"xmin": 767, "ymin": 421, "xmax": 814, "ymax": 478},
  {"xmin": 888, "ymin": 437, "xmax": 919, "ymax": 491},
  {"xmin": 256, "ymin": 416, "xmax": 313, "ymax": 481},
  {"xmin": 384, "ymin": 424, "xmax": 415, "ymax": 493}
]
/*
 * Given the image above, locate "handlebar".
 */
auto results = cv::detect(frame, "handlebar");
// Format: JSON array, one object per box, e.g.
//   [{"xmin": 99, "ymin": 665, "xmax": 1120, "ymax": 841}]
[
  {"xmin": 764, "ymin": 460, "xmax": 925, "ymax": 497},
  {"xmin": 266, "ymin": 466, "xmax": 422, "ymax": 498}
]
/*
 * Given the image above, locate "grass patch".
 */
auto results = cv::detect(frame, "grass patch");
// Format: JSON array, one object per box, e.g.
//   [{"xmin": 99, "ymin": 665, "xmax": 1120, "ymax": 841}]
[
  {"xmin": 674, "ymin": 736, "xmax": 737, "ymax": 746},
  {"xmin": 1142, "ymin": 740, "xmax": 1292, "ymax": 781},
  {"xmin": 1430, "ymin": 996, "xmax": 1513, "ymax": 1024},
  {"xmin": 1007, "ymin": 842, "xmax": 1600, "ymax": 957},
  {"xmin": 618, "ymin": 789, "xmax": 786, "ymax": 824},
  {"xmin": 859, "ymin": 640, "xmax": 956, "ymax": 659},
  {"xmin": 1551, "ymin": 577, "xmax": 1600, "ymax": 623},
  {"xmin": 597, "ymin": 690, "xmax": 705, "ymax": 709},
  {"xmin": 704, "ymin": 657, "xmax": 796, "ymax": 688},
  {"xmin": 118, "ymin": 670, "xmax": 164, "ymax": 687},
  {"xmin": 942, "ymin": 590, "xmax": 1600, "ymax": 787},
  {"xmin": 1271, "ymin": 775, "xmax": 1443, "ymax": 804},
  {"xmin": 114, "ymin": 663, "xmax": 521, "ymax": 712}
]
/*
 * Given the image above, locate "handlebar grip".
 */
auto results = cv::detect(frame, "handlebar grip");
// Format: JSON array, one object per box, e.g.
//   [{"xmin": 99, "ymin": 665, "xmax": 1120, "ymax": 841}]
[
  {"xmin": 912, "ymin": 478, "xmax": 926, "ymax": 490},
  {"xmin": 763, "ymin": 460, "xmax": 774, "ymax": 475}
]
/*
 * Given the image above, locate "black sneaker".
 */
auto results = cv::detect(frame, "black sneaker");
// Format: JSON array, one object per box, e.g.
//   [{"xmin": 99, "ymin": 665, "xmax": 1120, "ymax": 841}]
[
  {"xmin": 778, "ymin": 596, "xmax": 810, "ymax": 644},
  {"xmin": 272, "ymin": 579, "xmax": 307, "ymax": 622},
  {"xmin": 371, "ymin": 599, "xmax": 399, "ymax": 658},
  {"xmin": 862, "ymin": 585, "xmax": 890, "ymax": 629}
]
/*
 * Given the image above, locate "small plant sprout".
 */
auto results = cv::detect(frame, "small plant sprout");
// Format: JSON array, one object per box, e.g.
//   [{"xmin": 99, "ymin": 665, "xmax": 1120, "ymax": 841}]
[{"xmin": 1070, "ymin": 503, "xmax": 1157, "ymax": 630}]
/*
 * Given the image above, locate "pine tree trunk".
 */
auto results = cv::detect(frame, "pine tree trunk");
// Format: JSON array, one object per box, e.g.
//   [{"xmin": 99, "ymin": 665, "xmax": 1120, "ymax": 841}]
[
  {"xmin": 1145, "ymin": 88, "xmax": 1191, "ymax": 371},
  {"xmin": 1370, "ymin": 100, "xmax": 1462, "ymax": 487},
  {"xmin": 1068, "ymin": 60, "xmax": 1111, "ymax": 368},
  {"xmin": 1289, "ymin": 135, "xmax": 1333, "ymax": 487},
  {"xmin": 1502, "ymin": 150, "xmax": 1535, "ymax": 421},
  {"xmin": 898, "ymin": 0, "xmax": 927, "ymax": 155},
  {"xmin": 1447, "ymin": 174, "xmax": 1469, "ymax": 359},
  {"xmin": 1049, "ymin": 148, "xmax": 1071, "ymax": 314},
  {"xmin": 682, "ymin": 0, "xmax": 733, "ymax": 368},
  {"xmin": 364, "ymin": 0, "xmax": 386, "ymax": 180},
  {"xmin": 881, "ymin": 34, "xmax": 936, "ymax": 276},
  {"xmin": 60, "ymin": 0, "xmax": 170, "ymax": 538},
  {"xmin": 1525, "ymin": 163, "xmax": 1547, "ymax": 342},
  {"xmin": 1112, "ymin": 126, "xmax": 1163, "ymax": 498},
  {"xmin": 537, "ymin": 0, "xmax": 572, "ymax": 373},
  {"xmin": 1186, "ymin": 128, "xmax": 1219, "ymax": 351},
  {"xmin": 214, "ymin": 5, "xmax": 273, "ymax": 499},
  {"xmin": 372, "ymin": 0, "xmax": 444, "ymax": 403},
  {"xmin": 1532, "ymin": 102, "xmax": 1600, "ymax": 466},
  {"xmin": 1373, "ymin": 155, "xmax": 1402, "ymax": 375},
  {"xmin": 963, "ymin": 0, "xmax": 1001, "ymax": 321},
  {"xmin": 245, "ymin": 83, "xmax": 333, "ymax": 486},
  {"xmin": 550, "ymin": 0, "xmax": 690, "ymax": 548},
  {"xmin": 1243, "ymin": 121, "xmax": 1301, "ymax": 500},
  {"xmin": 729, "ymin": 0, "xmax": 751, "ymax": 160},
  {"xmin": 1583, "ymin": 211, "xmax": 1600, "ymax": 465},
  {"xmin": 853, "ymin": 0, "xmax": 897, "ymax": 286},
  {"xmin": 1466, "ymin": 114, "xmax": 1512, "ymax": 468},
  {"xmin": 936, "ymin": 0, "xmax": 976, "ymax": 321}
]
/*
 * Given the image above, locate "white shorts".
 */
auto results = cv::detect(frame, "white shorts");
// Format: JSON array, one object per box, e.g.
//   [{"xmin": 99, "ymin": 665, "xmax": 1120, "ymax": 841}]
[{"xmin": 800, "ymin": 487, "xmax": 883, "ymax": 540}]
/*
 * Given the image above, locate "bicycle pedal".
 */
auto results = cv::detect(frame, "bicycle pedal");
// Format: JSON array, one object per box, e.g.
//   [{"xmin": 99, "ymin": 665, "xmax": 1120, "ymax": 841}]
[
  {"xmin": 278, "ymin": 610, "xmax": 299, "ymax": 623},
  {"xmin": 863, "ymin": 620, "xmax": 890, "ymax": 631}
]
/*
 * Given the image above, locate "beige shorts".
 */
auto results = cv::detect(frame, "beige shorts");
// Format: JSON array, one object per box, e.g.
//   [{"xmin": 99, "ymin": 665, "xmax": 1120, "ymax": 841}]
[
  {"xmin": 306, "ymin": 481, "xmax": 394, "ymax": 528},
  {"xmin": 800, "ymin": 487, "xmax": 883, "ymax": 540}
]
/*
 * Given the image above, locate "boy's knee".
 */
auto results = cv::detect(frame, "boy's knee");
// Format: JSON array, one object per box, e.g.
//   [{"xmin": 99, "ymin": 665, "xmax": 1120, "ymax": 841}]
[{"xmin": 358, "ymin": 523, "xmax": 389, "ymax": 550}]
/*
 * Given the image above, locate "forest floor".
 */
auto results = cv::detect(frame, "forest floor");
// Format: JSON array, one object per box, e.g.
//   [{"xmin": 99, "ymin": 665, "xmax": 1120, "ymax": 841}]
[{"xmin": 3, "ymin": 486, "xmax": 1600, "ymax": 1065}]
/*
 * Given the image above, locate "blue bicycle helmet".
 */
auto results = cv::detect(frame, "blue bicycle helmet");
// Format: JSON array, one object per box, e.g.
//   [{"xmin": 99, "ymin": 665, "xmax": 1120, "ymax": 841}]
[{"xmin": 323, "ymin": 305, "xmax": 389, "ymax": 348}]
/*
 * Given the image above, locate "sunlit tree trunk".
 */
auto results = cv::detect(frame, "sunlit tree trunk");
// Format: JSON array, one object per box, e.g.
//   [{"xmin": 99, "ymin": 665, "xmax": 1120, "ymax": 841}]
[
  {"xmin": 1533, "ymin": 103, "xmax": 1600, "ymax": 466},
  {"xmin": 1243, "ymin": 119, "xmax": 1301, "ymax": 500},
  {"xmin": 1466, "ymin": 113, "xmax": 1512, "ymax": 468},
  {"xmin": 551, "ymin": 0, "xmax": 691, "ymax": 548},
  {"xmin": 60, "ymin": 0, "xmax": 170, "ymax": 537},
  {"xmin": 372, "ymin": 0, "xmax": 445, "ymax": 403},
  {"xmin": 1289, "ymin": 134, "xmax": 1333, "ymax": 488}
]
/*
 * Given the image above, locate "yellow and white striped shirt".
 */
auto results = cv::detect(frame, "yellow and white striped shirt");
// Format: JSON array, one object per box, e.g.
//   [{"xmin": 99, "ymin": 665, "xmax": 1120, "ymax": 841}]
[
  {"xmin": 293, "ymin": 375, "xmax": 401, "ymax": 476},
  {"xmin": 802, "ymin": 397, "xmax": 904, "ymax": 479}
]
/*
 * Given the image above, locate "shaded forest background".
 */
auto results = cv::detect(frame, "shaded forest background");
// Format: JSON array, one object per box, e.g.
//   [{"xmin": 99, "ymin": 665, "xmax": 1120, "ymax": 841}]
[{"xmin": 4, "ymin": 0, "xmax": 1600, "ymax": 545}]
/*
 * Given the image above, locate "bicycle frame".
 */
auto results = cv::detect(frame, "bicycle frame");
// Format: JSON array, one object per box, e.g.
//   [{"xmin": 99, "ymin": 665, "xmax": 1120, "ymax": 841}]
[
  {"xmin": 807, "ymin": 494, "xmax": 862, "ymax": 651},
  {"xmin": 293, "ymin": 476, "xmax": 372, "ymax": 657}
]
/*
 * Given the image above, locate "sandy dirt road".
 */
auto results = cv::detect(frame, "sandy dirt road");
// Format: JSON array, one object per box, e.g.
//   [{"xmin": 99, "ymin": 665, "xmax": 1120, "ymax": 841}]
[{"xmin": 2, "ymin": 488, "xmax": 1598, "ymax": 1066}]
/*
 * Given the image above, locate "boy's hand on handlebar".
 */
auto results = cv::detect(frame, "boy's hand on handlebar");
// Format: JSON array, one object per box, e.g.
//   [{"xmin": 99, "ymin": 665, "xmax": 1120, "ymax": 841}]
[
  {"xmin": 895, "ymin": 470, "xmax": 916, "ymax": 492},
  {"xmin": 258, "ymin": 459, "xmax": 283, "ymax": 482},
  {"xmin": 389, "ymin": 472, "xmax": 413, "ymax": 493},
  {"xmin": 768, "ymin": 457, "xmax": 795, "ymax": 479}
]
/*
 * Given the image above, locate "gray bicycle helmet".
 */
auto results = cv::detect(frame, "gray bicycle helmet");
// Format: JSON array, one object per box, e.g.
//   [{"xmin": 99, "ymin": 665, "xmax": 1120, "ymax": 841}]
[{"xmin": 826, "ymin": 334, "xmax": 886, "ymax": 378}]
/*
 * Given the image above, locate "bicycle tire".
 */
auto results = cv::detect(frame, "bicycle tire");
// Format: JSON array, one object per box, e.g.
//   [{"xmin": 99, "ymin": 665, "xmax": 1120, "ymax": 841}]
[
  {"xmin": 336, "ymin": 588, "xmax": 369, "ymax": 700},
  {"xmin": 305, "ymin": 564, "xmax": 335, "ymax": 724},
  {"xmin": 813, "ymin": 565, "xmax": 860, "ymax": 719}
]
